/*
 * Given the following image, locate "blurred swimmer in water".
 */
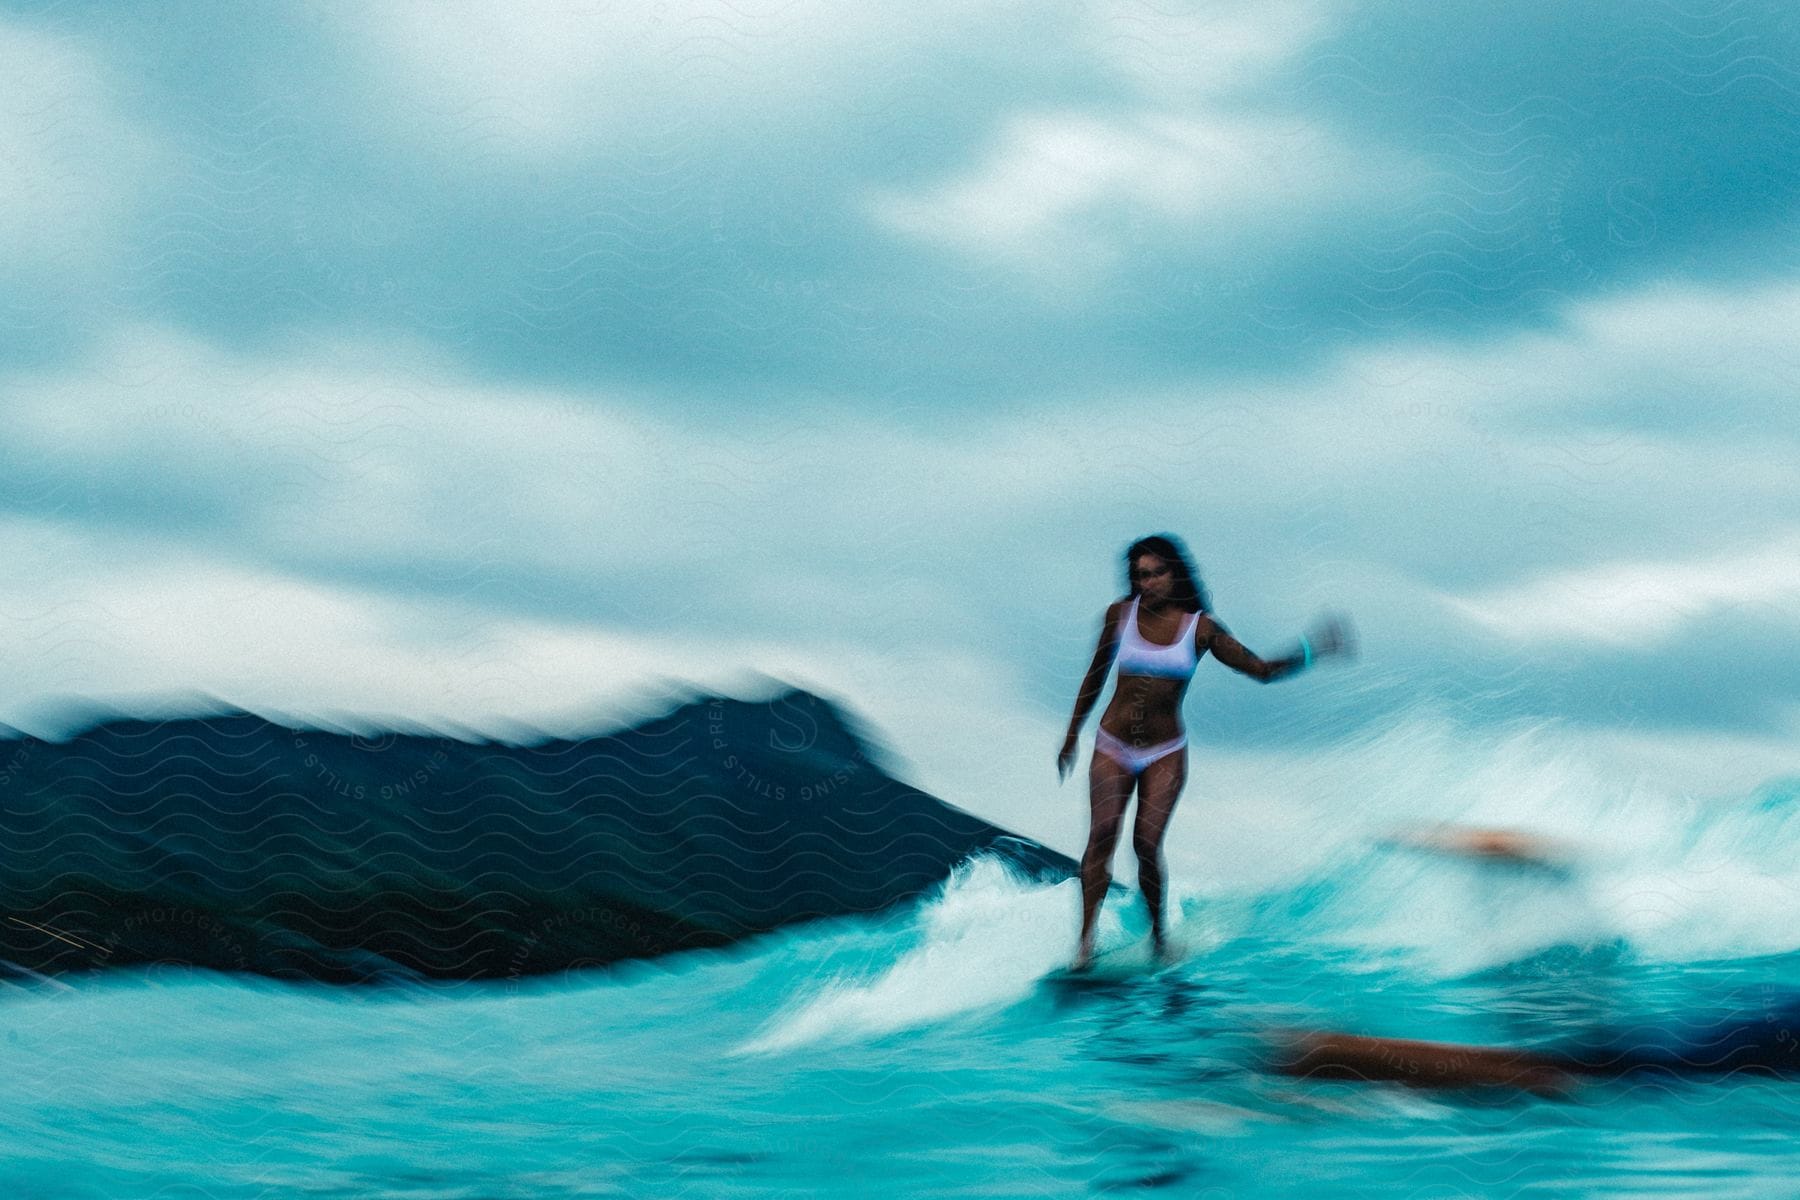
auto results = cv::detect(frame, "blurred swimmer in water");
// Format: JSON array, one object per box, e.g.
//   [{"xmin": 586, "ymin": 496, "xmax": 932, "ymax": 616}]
[
  {"xmin": 1272, "ymin": 826, "xmax": 1800, "ymax": 1094},
  {"xmin": 1274, "ymin": 997, "xmax": 1800, "ymax": 1095}
]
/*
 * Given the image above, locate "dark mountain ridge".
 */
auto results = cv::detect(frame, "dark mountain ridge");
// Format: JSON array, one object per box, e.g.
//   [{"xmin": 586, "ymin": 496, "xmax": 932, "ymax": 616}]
[{"xmin": 0, "ymin": 686, "xmax": 1072, "ymax": 984}]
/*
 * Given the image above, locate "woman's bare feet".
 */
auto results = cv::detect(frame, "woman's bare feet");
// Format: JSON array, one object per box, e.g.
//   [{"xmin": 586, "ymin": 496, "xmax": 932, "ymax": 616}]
[{"xmin": 1070, "ymin": 937, "xmax": 1095, "ymax": 972}]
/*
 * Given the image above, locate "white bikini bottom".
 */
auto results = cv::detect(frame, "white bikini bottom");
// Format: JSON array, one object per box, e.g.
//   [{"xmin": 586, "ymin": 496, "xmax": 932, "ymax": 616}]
[{"xmin": 1093, "ymin": 727, "xmax": 1187, "ymax": 775}]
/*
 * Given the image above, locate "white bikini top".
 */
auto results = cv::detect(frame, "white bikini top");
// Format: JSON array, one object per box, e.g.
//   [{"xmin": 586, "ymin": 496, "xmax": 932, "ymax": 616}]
[{"xmin": 1113, "ymin": 596, "xmax": 1201, "ymax": 681}]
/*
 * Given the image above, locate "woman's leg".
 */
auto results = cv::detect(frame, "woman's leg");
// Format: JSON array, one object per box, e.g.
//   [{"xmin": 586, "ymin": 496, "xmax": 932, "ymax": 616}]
[
  {"xmin": 1076, "ymin": 744, "xmax": 1136, "ymax": 968},
  {"xmin": 1132, "ymin": 747, "xmax": 1187, "ymax": 955}
]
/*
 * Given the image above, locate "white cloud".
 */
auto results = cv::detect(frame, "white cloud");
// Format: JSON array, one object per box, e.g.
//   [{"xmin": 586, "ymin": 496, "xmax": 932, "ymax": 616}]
[
  {"xmin": 0, "ymin": 20, "xmax": 162, "ymax": 281},
  {"xmin": 867, "ymin": 108, "xmax": 1385, "ymax": 280},
  {"xmin": 0, "ymin": 322, "xmax": 1125, "ymax": 588},
  {"xmin": 324, "ymin": 0, "xmax": 1038, "ymax": 165},
  {"xmin": 1083, "ymin": 0, "xmax": 1340, "ymax": 103},
  {"xmin": 0, "ymin": 510, "xmax": 801, "ymax": 732},
  {"xmin": 8, "ymin": 268, "xmax": 1799, "ymax": 688},
  {"xmin": 12, "ymin": 261, "xmax": 1800, "ymax": 607},
  {"xmin": 1564, "ymin": 279, "xmax": 1800, "ymax": 402},
  {"xmin": 1441, "ymin": 534, "xmax": 1800, "ymax": 647},
  {"xmin": 864, "ymin": 0, "xmax": 1366, "ymax": 283}
]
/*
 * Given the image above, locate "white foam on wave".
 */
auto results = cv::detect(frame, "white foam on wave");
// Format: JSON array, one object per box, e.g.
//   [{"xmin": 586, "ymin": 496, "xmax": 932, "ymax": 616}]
[
  {"xmin": 731, "ymin": 855, "xmax": 1106, "ymax": 1055},
  {"xmin": 732, "ymin": 704, "xmax": 1798, "ymax": 1049},
  {"xmin": 1183, "ymin": 705, "xmax": 1800, "ymax": 973},
  {"xmin": 1589, "ymin": 790, "xmax": 1800, "ymax": 963}
]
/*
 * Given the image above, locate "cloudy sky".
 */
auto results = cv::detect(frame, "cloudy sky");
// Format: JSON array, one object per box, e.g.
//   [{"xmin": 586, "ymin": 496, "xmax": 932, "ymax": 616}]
[{"xmin": 4, "ymin": 1, "xmax": 1797, "ymax": 854}]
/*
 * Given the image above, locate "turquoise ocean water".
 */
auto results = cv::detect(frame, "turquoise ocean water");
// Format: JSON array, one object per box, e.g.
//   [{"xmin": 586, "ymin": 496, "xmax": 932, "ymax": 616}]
[{"xmin": 5, "ymin": 772, "xmax": 1797, "ymax": 1197}]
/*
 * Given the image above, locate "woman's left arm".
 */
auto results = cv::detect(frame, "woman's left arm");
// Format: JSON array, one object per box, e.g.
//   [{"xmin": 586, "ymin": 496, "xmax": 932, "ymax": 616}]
[{"xmin": 1202, "ymin": 613, "xmax": 1351, "ymax": 683}]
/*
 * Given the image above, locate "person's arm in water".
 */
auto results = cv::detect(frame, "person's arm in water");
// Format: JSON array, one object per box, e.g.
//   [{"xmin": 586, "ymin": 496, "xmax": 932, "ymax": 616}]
[
  {"xmin": 1203, "ymin": 612, "xmax": 1353, "ymax": 682},
  {"xmin": 1058, "ymin": 600, "xmax": 1123, "ymax": 780}
]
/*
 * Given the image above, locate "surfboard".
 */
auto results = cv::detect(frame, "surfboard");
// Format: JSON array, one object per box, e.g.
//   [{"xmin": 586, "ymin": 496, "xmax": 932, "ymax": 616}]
[{"xmin": 1042, "ymin": 939, "xmax": 1184, "ymax": 990}]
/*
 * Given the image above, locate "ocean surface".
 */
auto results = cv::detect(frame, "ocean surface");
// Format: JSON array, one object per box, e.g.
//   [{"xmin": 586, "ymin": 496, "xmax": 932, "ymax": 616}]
[{"xmin": 5, "ymin": 767, "xmax": 1798, "ymax": 1198}]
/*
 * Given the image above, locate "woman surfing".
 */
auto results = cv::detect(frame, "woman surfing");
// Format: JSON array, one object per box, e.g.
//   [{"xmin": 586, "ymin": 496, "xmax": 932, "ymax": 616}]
[{"xmin": 1057, "ymin": 534, "xmax": 1352, "ymax": 971}]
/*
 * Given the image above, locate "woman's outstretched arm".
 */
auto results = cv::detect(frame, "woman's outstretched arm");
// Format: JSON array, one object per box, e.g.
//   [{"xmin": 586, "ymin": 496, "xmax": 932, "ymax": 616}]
[{"xmin": 1203, "ymin": 613, "xmax": 1351, "ymax": 683}]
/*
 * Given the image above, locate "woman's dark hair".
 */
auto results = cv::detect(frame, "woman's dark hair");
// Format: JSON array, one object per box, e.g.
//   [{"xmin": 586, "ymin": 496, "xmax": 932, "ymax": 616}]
[{"xmin": 1125, "ymin": 533, "xmax": 1210, "ymax": 613}]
